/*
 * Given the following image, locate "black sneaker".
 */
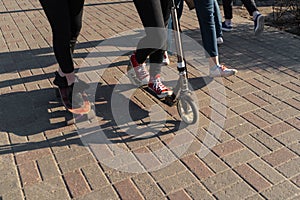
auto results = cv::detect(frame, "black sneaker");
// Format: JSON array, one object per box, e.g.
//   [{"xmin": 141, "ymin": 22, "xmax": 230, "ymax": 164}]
[
  {"xmin": 54, "ymin": 72, "xmax": 89, "ymax": 109},
  {"xmin": 222, "ymin": 21, "xmax": 233, "ymax": 32},
  {"xmin": 254, "ymin": 14, "xmax": 264, "ymax": 36}
]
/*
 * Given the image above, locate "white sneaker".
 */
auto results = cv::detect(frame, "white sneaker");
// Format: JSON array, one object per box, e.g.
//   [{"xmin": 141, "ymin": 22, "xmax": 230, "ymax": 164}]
[
  {"xmin": 217, "ymin": 37, "xmax": 224, "ymax": 45},
  {"xmin": 209, "ymin": 65, "xmax": 237, "ymax": 77},
  {"xmin": 162, "ymin": 51, "xmax": 170, "ymax": 65}
]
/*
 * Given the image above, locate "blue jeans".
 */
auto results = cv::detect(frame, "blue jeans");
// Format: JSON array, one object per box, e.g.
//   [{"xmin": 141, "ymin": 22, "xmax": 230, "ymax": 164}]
[
  {"xmin": 214, "ymin": 0, "xmax": 222, "ymax": 38},
  {"xmin": 193, "ymin": 0, "xmax": 218, "ymax": 57}
]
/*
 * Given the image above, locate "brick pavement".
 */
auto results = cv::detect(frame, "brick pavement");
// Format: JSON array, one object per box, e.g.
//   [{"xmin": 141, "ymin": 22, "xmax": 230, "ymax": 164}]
[{"xmin": 0, "ymin": 0, "xmax": 299, "ymax": 199}]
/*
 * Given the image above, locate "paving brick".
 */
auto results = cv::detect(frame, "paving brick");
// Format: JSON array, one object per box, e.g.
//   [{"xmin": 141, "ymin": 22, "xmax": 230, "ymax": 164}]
[
  {"xmin": 37, "ymin": 155, "xmax": 60, "ymax": 181},
  {"xmin": 263, "ymin": 121, "xmax": 295, "ymax": 137},
  {"xmin": 114, "ymin": 178, "xmax": 143, "ymax": 200},
  {"xmin": 226, "ymin": 122, "xmax": 259, "ymax": 138},
  {"xmin": 75, "ymin": 186, "xmax": 119, "ymax": 200},
  {"xmin": 202, "ymin": 170, "xmax": 241, "ymax": 193},
  {"xmin": 158, "ymin": 170, "xmax": 197, "ymax": 195},
  {"xmin": 23, "ymin": 176, "xmax": 70, "ymax": 200},
  {"xmin": 225, "ymin": 148, "xmax": 257, "ymax": 168},
  {"xmin": 181, "ymin": 154, "xmax": 214, "ymax": 180},
  {"xmin": 58, "ymin": 153, "xmax": 96, "ymax": 174},
  {"xmin": 238, "ymin": 135, "xmax": 271, "ymax": 156},
  {"xmin": 288, "ymin": 142, "xmax": 300, "ymax": 155},
  {"xmin": 273, "ymin": 107, "xmax": 299, "ymax": 121},
  {"xmin": 18, "ymin": 161, "xmax": 41, "ymax": 187},
  {"xmin": 212, "ymin": 139, "xmax": 244, "ymax": 157},
  {"xmin": 81, "ymin": 164, "xmax": 110, "ymax": 191},
  {"xmin": 54, "ymin": 145, "xmax": 91, "ymax": 163},
  {"xmin": 64, "ymin": 170, "xmax": 90, "ymax": 198},
  {"xmin": 286, "ymin": 117, "xmax": 300, "ymax": 130},
  {"xmin": 214, "ymin": 181, "xmax": 256, "ymax": 200},
  {"xmin": 251, "ymin": 131, "xmax": 283, "ymax": 151},
  {"xmin": 200, "ymin": 150, "xmax": 229, "ymax": 173},
  {"xmin": 245, "ymin": 194, "xmax": 265, "ymax": 200},
  {"xmin": 184, "ymin": 183, "xmax": 214, "ymax": 200},
  {"xmin": 132, "ymin": 173, "xmax": 165, "ymax": 200},
  {"xmin": 235, "ymin": 164, "xmax": 271, "ymax": 192},
  {"xmin": 1, "ymin": 189, "xmax": 24, "ymax": 200},
  {"xmin": 181, "ymin": 139, "xmax": 204, "ymax": 157},
  {"xmin": 150, "ymin": 160, "xmax": 187, "ymax": 181},
  {"xmin": 291, "ymin": 174, "xmax": 300, "ymax": 187},
  {"xmin": 248, "ymin": 159, "xmax": 286, "ymax": 185},
  {"xmin": 168, "ymin": 190, "xmax": 192, "ymax": 200},
  {"xmin": 245, "ymin": 78, "xmax": 270, "ymax": 90},
  {"xmin": 252, "ymin": 109, "xmax": 281, "ymax": 124},
  {"xmin": 275, "ymin": 157, "xmax": 300, "ymax": 178},
  {"xmin": 230, "ymin": 102, "xmax": 258, "ymax": 115},
  {"xmin": 15, "ymin": 147, "xmax": 52, "ymax": 165},
  {"xmin": 275, "ymin": 129, "xmax": 300, "ymax": 146},
  {"xmin": 101, "ymin": 164, "xmax": 138, "ymax": 184},
  {"xmin": 134, "ymin": 147, "xmax": 162, "ymax": 171},
  {"xmin": 262, "ymin": 181, "xmax": 300, "ymax": 200},
  {"xmin": 0, "ymin": 178, "xmax": 21, "ymax": 197},
  {"xmin": 242, "ymin": 112, "xmax": 270, "ymax": 128},
  {"xmin": 223, "ymin": 116, "xmax": 247, "ymax": 130},
  {"xmin": 262, "ymin": 147, "xmax": 298, "ymax": 167}
]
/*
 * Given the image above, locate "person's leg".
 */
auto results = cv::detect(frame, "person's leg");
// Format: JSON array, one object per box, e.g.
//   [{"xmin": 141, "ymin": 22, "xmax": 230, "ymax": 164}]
[
  {"xmin": 133, "ymin": 0, "xmax": 167, "ymax": 64},
  {"xmin": 175, "ymin": 0, "xmax": 184, "ymax": 22},
  {"xmin": 149, "ymin": 0, "xmax": 171, "ymax": 77},
  {"xmin": 39, "ymin": 0, "xmax": 74, "ymax": 75},
  {"xmin": 241, "ymin": 0, "xmax": 264, "ymax": 35},
  {"xmin": 222, "ymin": 0, "xmax": 233, "ymax": 20},
  {"xmin": 69, "ymin": 0, "xmax": 85, "ymax": 53},
  {"xmin": 132, "ymin": 0, "xmax": 172, "ymax": 96},
  {"xmin": 213, "ymin": 0, "xmax": 223, "ymax": 38},
  {"xmin": 241, "ymin": 0, "xmax": 258, "ymax": 16},
  {"xmin": 193, "ymin": 0, "xmax": 237, "ymax": 77},
  {"xmin": 194, "ymin": 0, "xmax": 218, "ymax": 60},
  {"xmin": 221, "ymin": 0, "xmax": 234, "ymax": 31}
]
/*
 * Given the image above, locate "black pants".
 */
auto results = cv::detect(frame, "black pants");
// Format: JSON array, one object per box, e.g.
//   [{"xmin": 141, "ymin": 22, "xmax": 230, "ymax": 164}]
[
  {"xmin": 133, "ymin": 0, "xmax": 171, "ymax": 77},
  {"xmin": 39, "ymin": 0, "xmax": 84, "ymax": 73},
  {"xmin": 223, "ymin": 0, "xmax": 258, "ymax": 20}
]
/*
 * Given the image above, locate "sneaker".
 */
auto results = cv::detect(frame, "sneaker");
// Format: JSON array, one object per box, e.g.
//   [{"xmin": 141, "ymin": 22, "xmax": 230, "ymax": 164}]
[
  {"xmin": 53, "ymin": 72, "xmax": 87, "ymax": 109},
  {"xmin": 254, "ymin": 14, "xmax": 264, "ymax": 36},
  {"xmin": 148, "ymin": 75, "xmax": 173, "ymax": 98},
  {"xmin": 162, "ymin": 51, "xmax": 170, "ymax": 65},
  {"xmin": 130, "ymin": 53, "xmax": 150, "ymax": 85},
  {"xmin": 217, "ymin": 37, "xmax": 224, "ymax": 45},
  {"xmin": 222, "ymin": 22, "xmax": 233, "ymax": 32},
  {"xmin": 209, "ymin": 65, "xmax": 238, "ymax": 77}
]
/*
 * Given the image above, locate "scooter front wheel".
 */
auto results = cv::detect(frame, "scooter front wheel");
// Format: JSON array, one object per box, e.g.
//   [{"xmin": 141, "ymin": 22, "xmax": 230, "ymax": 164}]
[{"xmin": 177, "ymin": 95, "xmax": 198, "ymax": 124}]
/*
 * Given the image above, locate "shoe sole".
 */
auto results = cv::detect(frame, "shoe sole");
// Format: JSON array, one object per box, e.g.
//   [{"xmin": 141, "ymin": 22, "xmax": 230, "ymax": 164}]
[
  {"xmin": 209, "ymin": 70, "xmax": 238, "ymax": 78},
  {"xmin": 254, "ymin": 15, "xmax": 265, "ymax": 36},
  {"xmin": 148, "ymin": 87, "xmax": 173, "ymax": 99},
  {"xmin": 221, "ymin": 27, "xmax": 233, "ymax": 32}
]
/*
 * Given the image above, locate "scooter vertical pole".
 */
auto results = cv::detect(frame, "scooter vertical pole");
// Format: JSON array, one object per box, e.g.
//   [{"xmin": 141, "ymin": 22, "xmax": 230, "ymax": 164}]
[{"xmin": 171, "ymin": 0, "xmax": 189, "ymax": 92}]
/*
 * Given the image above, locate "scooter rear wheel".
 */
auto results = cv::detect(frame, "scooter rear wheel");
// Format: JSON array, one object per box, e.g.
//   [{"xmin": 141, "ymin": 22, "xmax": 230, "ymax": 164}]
[{"xmin": 177, "ymin": 95, "xmax": 198, "ymax": 124}]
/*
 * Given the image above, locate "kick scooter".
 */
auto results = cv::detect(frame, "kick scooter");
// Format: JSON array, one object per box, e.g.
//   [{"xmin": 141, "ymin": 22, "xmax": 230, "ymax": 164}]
[{"xmin": 127, "ymin": 0, "xmax": 199, "ymax": 124}]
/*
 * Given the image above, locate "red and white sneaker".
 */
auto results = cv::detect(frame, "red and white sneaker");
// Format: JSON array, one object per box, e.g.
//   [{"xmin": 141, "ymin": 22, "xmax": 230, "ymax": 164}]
[
  {"xmin": 148, "ymin": 75, "xmax": 173, "ymax": 98},
  {"xmin": 209, "ymin": 65, "xmax": 238, "ymax": 77},
  {"xmin": 129, "ymin": 53, "xmax": 149, "ymax": 85},
  {"xmin": 162, "ymin": 51, "xmax": 170, "ymax": 65}
]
